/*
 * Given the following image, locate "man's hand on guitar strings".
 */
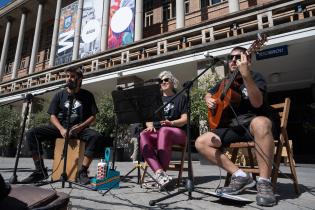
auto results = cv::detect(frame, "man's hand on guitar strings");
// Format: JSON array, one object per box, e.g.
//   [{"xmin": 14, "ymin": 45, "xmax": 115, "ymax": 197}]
[
  {"xmin": 236, "ymin": 52, "xmax": 251, "ymax": 78},
  {"xmin": 206, "ymin": 97, "xmax": 217, "ymax": 109}
]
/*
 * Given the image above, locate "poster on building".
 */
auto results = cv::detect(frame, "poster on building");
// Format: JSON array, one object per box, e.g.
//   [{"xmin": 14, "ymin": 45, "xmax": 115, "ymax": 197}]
[
  {"xmin": 108, "ymin": 0, "xmax": 135, "ymax": 49},
  {"xmin": 55, "ymin": 1, "xmax": 78, "ymax": 65},
  {"xmin": 79, "ymin": 0, "xmax": 104, "ymax": 58},
  {"xmin": 0, "ymin": 0, "xmax": 12, "ymax": 8}
]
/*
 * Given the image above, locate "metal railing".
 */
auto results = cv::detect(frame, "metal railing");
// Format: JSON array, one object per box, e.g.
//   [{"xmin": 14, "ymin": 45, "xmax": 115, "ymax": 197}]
[{"xmin": 0, "ymin": 0, "xmax": 314, "ymax": 96}]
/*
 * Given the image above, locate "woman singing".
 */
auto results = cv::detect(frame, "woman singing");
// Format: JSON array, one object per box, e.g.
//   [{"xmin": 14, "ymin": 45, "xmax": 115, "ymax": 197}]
[{"xmin": 140, "ymin": 71, "xmax": 188, "ymax": 188}]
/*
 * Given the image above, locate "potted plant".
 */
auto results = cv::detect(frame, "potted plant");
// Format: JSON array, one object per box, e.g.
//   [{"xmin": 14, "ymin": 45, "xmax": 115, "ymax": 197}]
[
  {"xmin": 28, "ymin": 99, "xmax": 54, "ymax": 158},
  {"xmin": 191, "ymin": 71, "xmax": 220, "ymax": 138},
  {"xmin": 190, "ymin": 70, "xmax": 220, "ymax": 161},
  {"xmin": 95, "ymin": 93, "xmax": 131, "ymax": 161},
  {"xmin": 0, "ymin": 106, "xmax": 21, "ymax": 157}
]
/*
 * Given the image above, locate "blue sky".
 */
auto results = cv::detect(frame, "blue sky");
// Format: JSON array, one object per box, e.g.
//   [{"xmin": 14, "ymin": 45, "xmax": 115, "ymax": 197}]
[{"xmin": 0, "ymin": 0, "xmax": 12, "ymax": 8}]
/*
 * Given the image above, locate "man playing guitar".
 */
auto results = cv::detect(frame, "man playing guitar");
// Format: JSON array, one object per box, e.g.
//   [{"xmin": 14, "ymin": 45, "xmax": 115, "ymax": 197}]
[{"xmin": 195, "ymin": 45, "xmax": 280, "ymax": 207}]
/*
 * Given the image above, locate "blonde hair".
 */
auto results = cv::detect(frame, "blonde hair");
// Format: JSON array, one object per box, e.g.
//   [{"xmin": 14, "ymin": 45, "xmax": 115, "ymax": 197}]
[{"xmin": 158, "ymin": 71, "xmax": 179, "ymax": 89}]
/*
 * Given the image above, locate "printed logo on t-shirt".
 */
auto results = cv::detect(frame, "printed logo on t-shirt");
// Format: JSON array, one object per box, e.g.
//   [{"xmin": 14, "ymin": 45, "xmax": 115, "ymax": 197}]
[
  {"xmin": 241, "ymin": 87, "xmax": 249, "ymax": 99},
  {"xmin": 64, "ymin": 99, "xmax": 83, "ymax": 125},
  {"xmin": 163, "ymin": 102, "xmax": 175, "ymax": 119}
]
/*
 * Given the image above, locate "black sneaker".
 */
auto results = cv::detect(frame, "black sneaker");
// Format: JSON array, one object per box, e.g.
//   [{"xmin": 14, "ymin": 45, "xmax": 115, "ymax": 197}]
[
  {"xmin": 21, "ymin": 169, "xmax": 48, "ymax": 184},
  {"xmin": 77, "ymin": 168, "xmax": 90, "ymax": 185},
  {"xmin": 220, "ymin": 173, "xmax": 256, "ymax": 195},
  {"xmin": 256, "ymin": 179, "xmax": 277, "ymax": 207}
]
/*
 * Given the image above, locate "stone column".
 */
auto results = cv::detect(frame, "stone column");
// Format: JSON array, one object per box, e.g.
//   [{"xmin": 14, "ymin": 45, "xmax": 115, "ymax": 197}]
[
  {"xmin": 12, "ymin": 9, "xmax": 28, "ymax": 79},
  {"xmin": 29, "ymin": 0, "xmax": 44, "ymax": 74},
  {"xmin": 134, "ymin": 0, "xmax": 143, "ymax": 41},
  {"xmin": 101, "ymin": 0, "xmax": 110, "ymax": 51},
  {"xmin": 72, "ymin": 0, "xmax": 84, "ymax": 61},
  {"xmin": 228, "ymin": 0, "xmax": 240, "ymax": 13},
  {"xmin": 0, "ymin": 17, "xmax": 12, "ymax": 81},
  {"xmin": 49, "ymin": 0, "xmax": 62, "ymax": 67},
  {"xmin": 176, "ymin": 0, "xmax": 185, "ymax": 29}
]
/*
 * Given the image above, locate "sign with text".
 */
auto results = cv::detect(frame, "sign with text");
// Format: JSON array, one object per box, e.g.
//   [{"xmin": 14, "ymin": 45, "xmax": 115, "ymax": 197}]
[
  {"xmin": 256, "ymin": 45, "xmax": 288, "ymax": 60},
  {"xmin": 0, "ymin": 0, "xmax": 12, "ymax": 8},
  {"xmin": 55, "ymin": 1, "xmax": 78, "ymax": 65},
  {"xmin": 79, "ymin": 0, "xmax": 104, "ymax": 59}
]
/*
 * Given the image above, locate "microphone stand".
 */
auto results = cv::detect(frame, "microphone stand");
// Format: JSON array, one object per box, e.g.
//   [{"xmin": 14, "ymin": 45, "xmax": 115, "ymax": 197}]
[
  {"xmin": 7, "ymin": 85, "xmax": 65, "ymax": 184},
  {"xmin": 9, "ymin": 93, "xmax": 33, "ymax": 184},
  {"xmin": 149, "ymin": 57, "xmax": 233, "ymax": 206},
  {"xmin": 60, "ymin": 92, "xmax": 74, "ymax": 188}
]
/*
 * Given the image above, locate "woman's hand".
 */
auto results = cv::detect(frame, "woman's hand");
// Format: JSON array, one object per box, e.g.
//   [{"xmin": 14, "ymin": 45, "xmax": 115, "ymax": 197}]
[
  {"xmin": 144, "ymin": 126, "xmax": 156, "ymax": 132},
  {"xmin": 160, "ymin": 119, "xmax": 173, "ymax": 127}
]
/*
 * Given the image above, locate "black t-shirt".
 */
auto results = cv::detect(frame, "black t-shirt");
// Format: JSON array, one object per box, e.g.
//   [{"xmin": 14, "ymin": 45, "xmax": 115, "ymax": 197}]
[
  {"xmin": 208, "ymin": 71, "xmax": 278, "ymax": 127},
  {"xmin": 153, "ymin": 93, "xmax": 188, "ymax": 130},
  {"xmin": 48, "ymin": 89, "xmax": 99, "ymax": 128},
  {"xmin": 162, "ymin": 94, "xmax": 188, "ymax": 121}
]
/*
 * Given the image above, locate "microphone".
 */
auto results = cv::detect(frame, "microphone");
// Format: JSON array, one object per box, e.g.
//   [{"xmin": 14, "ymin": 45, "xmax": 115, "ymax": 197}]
[
  {"xmin": 203, "ymin": 52, "xmax": 224, "ymax": 63},
  {"xmin": 144, "ymin": 78, "xmax": 162, "ymax": 83},
  {"xmin": 64, "ymin": 81, "xmax": 77, "ymax": 89}
]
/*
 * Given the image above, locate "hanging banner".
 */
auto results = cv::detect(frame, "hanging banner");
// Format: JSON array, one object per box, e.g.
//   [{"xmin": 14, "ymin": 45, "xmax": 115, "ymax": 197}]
[
  {"xmin": 108, "ymin": 0, "xmax": 135, "ymax": 49},
  {"xmin": 0, "ymin": 0, "xmax": 12, "ymax": 8},
  {"xmin": 79, "ymin": 0, "xmax": 104, "ymax": 58},
  {"xmin": 55, "ymin": 1, "xmax": 78, "ymax": 65}
]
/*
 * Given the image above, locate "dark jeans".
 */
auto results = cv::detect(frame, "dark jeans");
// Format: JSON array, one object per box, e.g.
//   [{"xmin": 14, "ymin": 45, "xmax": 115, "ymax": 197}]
[{"xmin": 25, "ymin": 124, "xmax": 104, "ymax": 157}]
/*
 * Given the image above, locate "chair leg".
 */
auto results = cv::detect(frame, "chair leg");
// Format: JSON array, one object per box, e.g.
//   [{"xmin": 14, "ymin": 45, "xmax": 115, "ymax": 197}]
[
  {"xmin": 285, "ymin": 140, "xmax": 300, "ymax": 194},
  {"xmin": 248, "ymin": 147, "xmax": 256, "ymax": 181},
  {"xmin": 176, "ymin": 150, "xmax": 186, "ymax": 187},
  {"xmin": 272, "ymin": 139, "xmax": 283, "ymax": 192},
  {"xmin": 225, "ymin": 148, "xmax": 239, "ymax": 186},
  {"xmin": 140, "ymin": 163, "xmax": 148, "ymax": 187}
]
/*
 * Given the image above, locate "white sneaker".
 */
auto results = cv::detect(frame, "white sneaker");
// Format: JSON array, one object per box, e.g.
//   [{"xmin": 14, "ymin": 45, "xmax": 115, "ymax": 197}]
[{"xmin": 155, "ymin": 171, "xmax": 172, "ymax": 189}]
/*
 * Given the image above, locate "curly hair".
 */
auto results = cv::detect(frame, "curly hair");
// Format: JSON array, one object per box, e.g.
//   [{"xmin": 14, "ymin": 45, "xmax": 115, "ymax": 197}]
[{"xmin": 158, "ymin": 71, "xmax": 179, "ymax": 89}]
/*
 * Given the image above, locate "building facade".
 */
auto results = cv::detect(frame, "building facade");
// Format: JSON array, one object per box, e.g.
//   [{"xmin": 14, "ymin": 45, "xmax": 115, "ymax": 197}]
[{"xmin": 0, "ymin": 0, "xmax": 315, "ymax": 162}]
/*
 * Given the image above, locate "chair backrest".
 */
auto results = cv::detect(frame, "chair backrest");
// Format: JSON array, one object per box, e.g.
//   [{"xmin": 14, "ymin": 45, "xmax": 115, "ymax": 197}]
[{"xmin": 270, "ymin": 98, "xmax": 291, "ymax": 140}]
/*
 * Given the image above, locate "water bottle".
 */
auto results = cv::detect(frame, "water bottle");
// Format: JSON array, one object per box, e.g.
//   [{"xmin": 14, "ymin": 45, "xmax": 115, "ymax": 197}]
[{"xmin": 97, "ymin": 159, "xmax": 106, "ymax": 179}]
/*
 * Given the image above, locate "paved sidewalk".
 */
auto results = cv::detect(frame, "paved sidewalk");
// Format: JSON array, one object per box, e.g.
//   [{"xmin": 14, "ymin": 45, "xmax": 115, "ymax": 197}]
[{"xmin": 1, "ymin": 157, "xmax": 315, "ymax": 210}]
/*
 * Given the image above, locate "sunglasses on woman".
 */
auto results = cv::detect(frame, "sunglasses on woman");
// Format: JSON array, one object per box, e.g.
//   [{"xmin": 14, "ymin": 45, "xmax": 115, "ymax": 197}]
[{"xmin": 159, "ymin": 78, "xmax": 170, "ymax": 84}]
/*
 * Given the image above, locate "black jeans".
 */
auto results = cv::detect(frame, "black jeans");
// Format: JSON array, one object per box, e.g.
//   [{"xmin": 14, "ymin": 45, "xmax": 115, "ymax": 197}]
[{"xmin": 25, "ymin": 124, "xmax": 104, "ymax": 157}]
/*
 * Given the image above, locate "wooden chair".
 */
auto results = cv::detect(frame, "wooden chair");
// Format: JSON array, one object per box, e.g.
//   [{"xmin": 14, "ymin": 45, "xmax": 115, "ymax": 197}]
[
  {"xmin": 140, "ymin": 140, "xmax": 188, "ymax": 187},
  {"xmin": 224, "ymin": 98, "xmax": 300, "ymax": 194}
]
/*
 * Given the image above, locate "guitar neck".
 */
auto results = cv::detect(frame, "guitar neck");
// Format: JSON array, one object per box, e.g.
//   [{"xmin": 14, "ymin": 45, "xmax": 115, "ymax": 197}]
[
  {"xmin": 219, "ymin": 33, "xmax": 267, "ymax": 101},
  {"xmin": 220, "ymin": 69, "xmax": 239, "ymax": 100}
]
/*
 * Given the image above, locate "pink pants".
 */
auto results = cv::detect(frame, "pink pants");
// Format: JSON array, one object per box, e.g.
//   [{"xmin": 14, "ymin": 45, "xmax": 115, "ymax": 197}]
[{"xmin": 140, "ymin": 126, "xmax": 186, "ymax": 173}]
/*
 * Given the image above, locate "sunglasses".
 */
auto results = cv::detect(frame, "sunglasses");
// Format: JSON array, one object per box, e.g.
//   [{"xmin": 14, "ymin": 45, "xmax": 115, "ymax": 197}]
[
  {"xmin": 228, "ymin": 54, "xmax": 241, "ymax": 61},
  {"xmin": 159, "ymin": 78, "xmax": 170, "ymax": 84}
]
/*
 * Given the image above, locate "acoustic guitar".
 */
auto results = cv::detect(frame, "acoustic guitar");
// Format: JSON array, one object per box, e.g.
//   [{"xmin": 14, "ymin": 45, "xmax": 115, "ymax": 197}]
[{"xmin": 208, "ymin": 34, "xmax": 267, "ymax": 129}]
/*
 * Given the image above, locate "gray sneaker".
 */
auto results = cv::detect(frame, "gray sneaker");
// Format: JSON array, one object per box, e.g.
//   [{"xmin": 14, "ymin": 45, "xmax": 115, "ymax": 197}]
[
  {"xmin": 77, "ymin": 168, "xmax": 90, "ymax": 185},
  {"xmin": 256, "ymin": 180, "xmax": 277, "ymax": 207},
  {"xmin": 220, "ymin": 173, "xmax": 256, "ymax": 195},
  {"xmin": 155, "ymin": 171, "xmax": 172, "ymax": 189}
]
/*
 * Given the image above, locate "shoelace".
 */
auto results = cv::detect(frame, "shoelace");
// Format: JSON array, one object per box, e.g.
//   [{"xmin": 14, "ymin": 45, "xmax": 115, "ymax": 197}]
[
  {"xmin": 257, "ymin": 182, "xmax": 272, "ymax": 193},
  {"xmin": 156, "ymin": 172, "xmax": 168, "ymax": 184},
  {"xmin": 80, "ymin": 170, "xmax": 88, "ymax": 177},
  {"xmin": 230, "ymin": 176, "xmax": 239, "ymax": 187}
]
